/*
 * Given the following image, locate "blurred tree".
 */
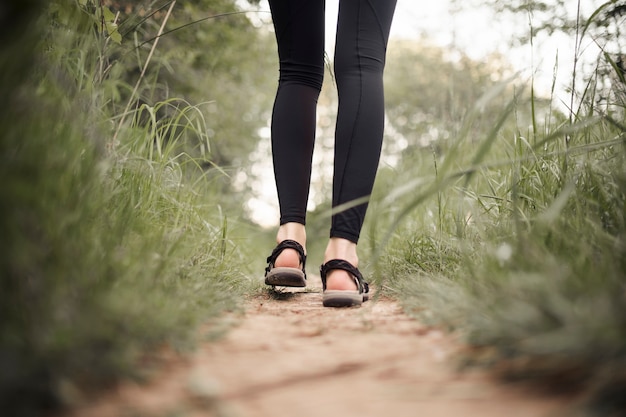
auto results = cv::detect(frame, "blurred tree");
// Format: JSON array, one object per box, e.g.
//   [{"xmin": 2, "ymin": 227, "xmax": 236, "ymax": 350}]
[
  {"xmin": 533, "ymin": 0, "xmax": 621, "ymax": 46},
  {"xmin": 95, "ymin": 0, "xmax": 276, "ymax": 169},
  {"xmin": 453, "ymin": 0, "xmax": 624, "ymax": 45},
  {"xmin": 454, "ymin": 0, "xmax": 626, "ymax": 109},
  {"xmin": 383, "ymin": 39, "xmax": 522, "ymax": 157}
]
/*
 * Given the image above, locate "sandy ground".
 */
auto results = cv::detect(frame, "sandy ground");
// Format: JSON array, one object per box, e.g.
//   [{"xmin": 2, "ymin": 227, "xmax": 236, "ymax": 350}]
[{"xmin": 64, "ymin": 276, "xmax": 572, "ymax": 417}]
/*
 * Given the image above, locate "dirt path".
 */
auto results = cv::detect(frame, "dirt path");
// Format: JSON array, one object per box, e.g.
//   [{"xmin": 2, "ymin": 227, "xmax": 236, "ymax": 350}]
[{"xmin": 66, "ymin": 277, "xmax": 570, "ymax": 417}]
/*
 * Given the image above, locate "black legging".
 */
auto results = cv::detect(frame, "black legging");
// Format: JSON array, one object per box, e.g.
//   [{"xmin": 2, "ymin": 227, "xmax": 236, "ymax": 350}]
[{"xmin": 269, "ymin": 0, "xmax": 397, "ymax": 243}]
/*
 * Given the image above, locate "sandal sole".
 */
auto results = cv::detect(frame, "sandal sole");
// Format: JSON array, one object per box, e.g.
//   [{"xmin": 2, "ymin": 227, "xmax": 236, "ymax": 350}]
[
  {"xmin": 265, "ymin": 267, "xmax": 306, "ymax": 287},
  {"xmin": 322, "ymin": 290, "xmax": 363, "ymax": 307}
]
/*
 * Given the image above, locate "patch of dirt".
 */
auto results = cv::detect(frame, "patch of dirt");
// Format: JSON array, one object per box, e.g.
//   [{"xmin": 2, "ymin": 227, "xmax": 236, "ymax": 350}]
[{"xmin": 63, "ymin": 276, "xmax": 572, "ymax": 417}]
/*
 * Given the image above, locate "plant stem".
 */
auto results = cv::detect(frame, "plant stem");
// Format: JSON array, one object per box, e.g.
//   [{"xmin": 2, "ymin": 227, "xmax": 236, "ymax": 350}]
[{"xmin": 111, "ymin": 0, "xmax": 177, "ymax": 150}]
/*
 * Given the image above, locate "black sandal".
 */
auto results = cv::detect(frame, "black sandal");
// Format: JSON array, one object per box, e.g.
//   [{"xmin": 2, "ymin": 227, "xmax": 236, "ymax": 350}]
[
  {"xmin": 264, "ymin": 239, "xmax": 307, "ymax": 287},
  {"xmin": 320, "ymin": 259, "xmax": 370, "ymax": 307}
]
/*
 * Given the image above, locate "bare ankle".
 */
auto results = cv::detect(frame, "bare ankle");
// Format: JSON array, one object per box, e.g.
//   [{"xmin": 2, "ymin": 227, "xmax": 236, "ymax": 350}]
[
  {"xmin": 277, "ymin": 222, "xmax": 307, "ymax": 250},
  {"xmin": 324, "ymin": 237, "xmax": 358, "ymax": 267},
  {"xmin": 274, "ymin": 222, "xmax": 307, "ymax": 269},
  {"xmin": 323, "ymin": 238, "xmax": 359, "ymax": 291}
]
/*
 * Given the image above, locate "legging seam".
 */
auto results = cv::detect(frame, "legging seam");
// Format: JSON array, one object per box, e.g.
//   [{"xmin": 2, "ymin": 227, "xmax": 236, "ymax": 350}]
[
  {"xmin": 365, "ymin": 0, "xmax": 388, "ymax": 49},
  {"xmin": 335, "ymin": 0, "xmax": 364, "ymax": 216}
]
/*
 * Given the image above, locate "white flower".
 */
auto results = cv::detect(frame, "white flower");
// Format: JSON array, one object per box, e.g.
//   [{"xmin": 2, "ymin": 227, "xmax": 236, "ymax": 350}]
[{"xmin": 495, "ymin": 242, "xmax": 513, "ymax": 264}]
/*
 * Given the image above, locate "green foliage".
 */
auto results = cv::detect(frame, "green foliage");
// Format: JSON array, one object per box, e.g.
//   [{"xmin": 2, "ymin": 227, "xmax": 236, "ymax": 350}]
[
  {"xmin": 465, "ymin": 0, "xmax": 626, "ymax": 45},
  {"xmin": 380, "ymin": 23, "xmax": 626, "ymax": 417},
  {"xmin": 385, "ymin": 40, "xmax": 519, "ymax": 149},
  {"xmin": 0, "ymin": 0, "xmax": 262, "ymax": 414},
  {"xmin": 98, "ymin": 0, "xmax": 276, "ymax": 169},
  {"xmin": 75, "ymin": 0, "xmax": 122, "ymax": 43}
]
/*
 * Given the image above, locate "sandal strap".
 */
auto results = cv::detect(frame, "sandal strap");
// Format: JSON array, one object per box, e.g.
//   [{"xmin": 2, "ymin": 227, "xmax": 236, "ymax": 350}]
[
  {"xmin": 319, "ymin": 259, "xmax": 369, "ymax": 295},
  {"xmin": 265, "ymin": 239, "xmax": 307, "ymax": 277}
]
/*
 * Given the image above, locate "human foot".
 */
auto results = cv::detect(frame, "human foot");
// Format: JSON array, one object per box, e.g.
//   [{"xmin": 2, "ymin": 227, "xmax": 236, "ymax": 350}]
[
  {"xmin": 321, "ymin": 238, "xmax": 369, "ymax": 307},
  {"xmin": 264, "ymin": 240, "xmax": 307, "ymax": 287},
  {"xmin": 274, "ymin": 222, "xmax": 307, "ymax": 269},
  {"xmin": 320, "ymin": 259, "xmax": 369, "ymax": 307},
  {"xmin": 323, "ymin": 238, "xmax": 358, "ymax": 291},
  {"xmin": 264, "ymin": 223, "xmax": 307, "ymax": 287}
]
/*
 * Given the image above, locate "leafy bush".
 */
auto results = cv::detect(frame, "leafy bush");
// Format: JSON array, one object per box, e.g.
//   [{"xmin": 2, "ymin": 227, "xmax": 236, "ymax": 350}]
[
  {"xmin": 0, "ymin": 1, "xmax": 256, "ymax": 414},
  {"xmin": 379, "ymin": 8, "xmax": 626, "ymax": 414}
]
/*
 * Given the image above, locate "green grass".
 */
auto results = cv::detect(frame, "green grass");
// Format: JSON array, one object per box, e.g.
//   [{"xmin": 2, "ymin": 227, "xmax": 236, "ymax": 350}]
[
  {"xmin": 0, "ymin": 1, "xmax": 254, "ymax": 414},
  {"xmin": 375, "ymin": 52, "xmax": 626, "ymax": 415}
]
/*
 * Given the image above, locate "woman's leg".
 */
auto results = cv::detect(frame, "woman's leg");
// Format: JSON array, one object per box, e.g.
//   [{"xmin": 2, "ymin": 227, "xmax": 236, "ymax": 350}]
[
  {"xmin": 325, "ymin": 0, "xmax": 396, "ymax": 288},
  {"xmin": 268, "ymin": 0, "xmax": 325, "ymax": 266}
]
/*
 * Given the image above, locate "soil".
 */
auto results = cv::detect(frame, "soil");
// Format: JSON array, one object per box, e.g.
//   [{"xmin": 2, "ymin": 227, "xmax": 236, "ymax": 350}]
[{"xmin": 63, "ymin": 276, "xmax": 572, "ymax": 417}]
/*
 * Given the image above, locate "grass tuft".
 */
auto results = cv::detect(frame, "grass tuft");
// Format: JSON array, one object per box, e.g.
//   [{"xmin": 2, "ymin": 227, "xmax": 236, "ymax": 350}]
[
  {"xmin": 378, "ymin": 41, "xmax": 626, "ymax": 414},
  {"xmin": 0, "ymin": 1, "xmax": 252, "ymax": 414}
]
